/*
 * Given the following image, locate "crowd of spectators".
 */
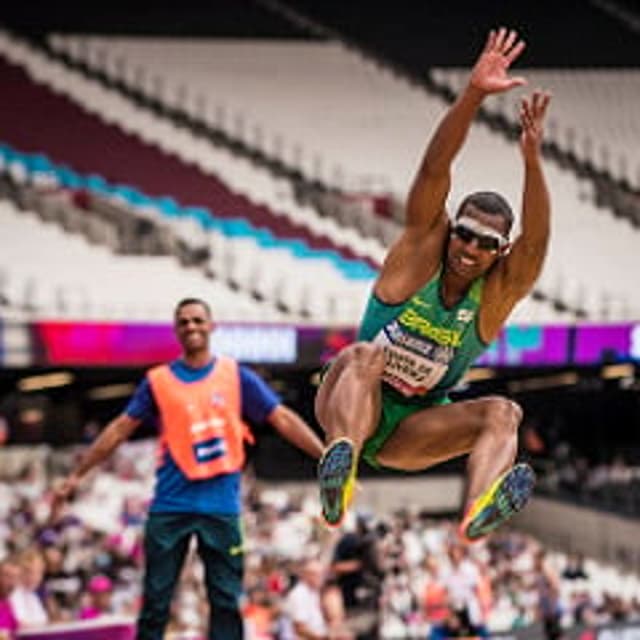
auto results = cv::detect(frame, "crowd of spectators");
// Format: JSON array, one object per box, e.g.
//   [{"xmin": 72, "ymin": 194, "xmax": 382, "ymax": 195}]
[
  {"xmin": 0, "ymin": 441, "xmax": 639, "ymax": 639},
  {"xmin": 532, "ymin": 439, "xmax": 640, "ymax": 516}
]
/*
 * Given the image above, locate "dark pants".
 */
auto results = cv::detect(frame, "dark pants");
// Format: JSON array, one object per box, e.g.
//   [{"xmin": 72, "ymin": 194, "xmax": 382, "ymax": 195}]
[{"xmin": 136, "ymin": 512, "xmax": 244, "ymax": 640}]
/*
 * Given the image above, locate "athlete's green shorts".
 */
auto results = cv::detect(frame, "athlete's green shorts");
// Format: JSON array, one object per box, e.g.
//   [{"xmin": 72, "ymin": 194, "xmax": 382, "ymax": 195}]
[
  {"xmin": 318, "ymin": 360, "xmax": 451, "ymax": 470},
  {"xmin": 362, "ymin": 388, "xmax": 451, "ymax": 469}
]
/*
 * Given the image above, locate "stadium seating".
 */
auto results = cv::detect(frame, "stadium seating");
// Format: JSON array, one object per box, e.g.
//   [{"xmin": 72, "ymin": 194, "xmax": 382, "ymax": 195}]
[
  {"xmin": 0, "ymin": 32, "xmax": 384, "ymax": 269},
  {"xmin": 0, "ymin": 34, "xmax": 387, "ymax": 323},
  {"xmin": 0, "ymin": 198, "xmax": 287, "ymax": 322},
  {"xmin": 0, "ymin": 142, "xmax": 374, "ymax": 323}
]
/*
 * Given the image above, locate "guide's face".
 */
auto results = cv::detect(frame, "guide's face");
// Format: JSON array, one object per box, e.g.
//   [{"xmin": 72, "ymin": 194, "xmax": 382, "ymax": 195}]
[{"xmin": 174, "ymin": 303, "xmax": 213, "ymax": 354}]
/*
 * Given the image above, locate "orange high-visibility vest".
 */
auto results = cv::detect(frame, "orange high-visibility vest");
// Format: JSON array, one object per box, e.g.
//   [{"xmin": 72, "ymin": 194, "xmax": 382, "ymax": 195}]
[{"xmin": 148, "ymin": 357, "xmax": 254, "ymax": 480}]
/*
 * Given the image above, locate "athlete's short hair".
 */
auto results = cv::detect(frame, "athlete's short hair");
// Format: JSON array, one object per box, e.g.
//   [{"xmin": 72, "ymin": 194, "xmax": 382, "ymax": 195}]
[
  {"xmin": 174, "ymin": 297, "xmax": 212, "ymax": 318},
  {"xmin": 455, "ymin": 191, "xmax": 514, "ymax": 235}
]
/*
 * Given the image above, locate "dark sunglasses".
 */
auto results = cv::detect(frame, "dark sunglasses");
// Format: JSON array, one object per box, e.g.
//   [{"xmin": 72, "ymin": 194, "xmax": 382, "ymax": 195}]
[{"xmin": 452, "ymin": 223, "xmax": 506, "ymax": 252}]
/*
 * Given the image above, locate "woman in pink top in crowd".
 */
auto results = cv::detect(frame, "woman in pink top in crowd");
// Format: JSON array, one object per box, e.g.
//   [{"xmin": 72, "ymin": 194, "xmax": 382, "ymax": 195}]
[
  {"xmin": 79, "ymin": 575, "xmax": 114, "ymax": 620},
  {"xmin": 0, "ymin": 560, "xmax": 20, "ymax": 639}
]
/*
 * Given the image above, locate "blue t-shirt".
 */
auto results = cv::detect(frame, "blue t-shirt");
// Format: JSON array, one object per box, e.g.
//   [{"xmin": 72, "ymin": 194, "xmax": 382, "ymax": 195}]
[{"xmin": 125, "ymin": 359, "xmax": 280, "ymax": 515}]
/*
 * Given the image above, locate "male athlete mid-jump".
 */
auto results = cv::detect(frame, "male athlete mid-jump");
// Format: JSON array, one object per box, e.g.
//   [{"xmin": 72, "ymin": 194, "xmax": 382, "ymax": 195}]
[{"xmin": 316, "ymin": 28, "xmax": 551, "ymax": 542}]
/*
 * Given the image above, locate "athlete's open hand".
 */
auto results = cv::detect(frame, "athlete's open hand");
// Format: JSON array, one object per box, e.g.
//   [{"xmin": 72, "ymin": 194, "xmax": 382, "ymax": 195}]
[
  {"xmin": 519, "ymin": 90, "xmax": 552, "ymax": 161},
  {"xmin": 469, "ymin": 28, "xmax": 527, "ymax": 95}
]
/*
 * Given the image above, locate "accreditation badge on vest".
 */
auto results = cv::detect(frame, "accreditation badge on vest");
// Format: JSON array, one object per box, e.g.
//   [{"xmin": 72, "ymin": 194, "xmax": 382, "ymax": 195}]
[
  {"xmin": 189, "ymin": 414, "xmax": 229, "ymax": 463},
  {"xmin": 373, "ymin": 320, "xmax": 452, "ymax": 397},
  {"xmin": 186, "ymin": 392, "xmax": 231, "ymax": 462}
]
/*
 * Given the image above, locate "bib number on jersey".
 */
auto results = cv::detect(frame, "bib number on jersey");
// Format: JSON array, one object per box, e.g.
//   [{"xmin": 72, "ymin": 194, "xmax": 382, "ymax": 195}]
[{"xmin": 374, "ymin": 325, "xmax": 449, "ymax": 397}]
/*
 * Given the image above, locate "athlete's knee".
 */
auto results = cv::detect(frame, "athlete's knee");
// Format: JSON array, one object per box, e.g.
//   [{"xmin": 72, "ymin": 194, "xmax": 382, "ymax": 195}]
[
  {"xmin": 350, "ymin": 341, "xmax": 386, "ymax": 375},
  {"xmin": 482, "ymin": 396, "xmax": 522, "ymax": 435},
  {"xmin": 315, "ymin": 342, "xmax": 384, "ymax": 425},
  {"xmin": 334, "ymin": 341, "xmax": 385, "ymax": 378}
]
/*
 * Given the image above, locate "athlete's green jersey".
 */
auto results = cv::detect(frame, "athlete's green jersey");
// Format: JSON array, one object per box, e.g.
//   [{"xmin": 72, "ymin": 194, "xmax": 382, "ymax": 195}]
[
  {"xmin": 359, "ymin": 266, "xmax": 488, "ymax": 399},
  {"xmin": 358, "ymin": 267, "xmax": 489, "ymax": 467}
]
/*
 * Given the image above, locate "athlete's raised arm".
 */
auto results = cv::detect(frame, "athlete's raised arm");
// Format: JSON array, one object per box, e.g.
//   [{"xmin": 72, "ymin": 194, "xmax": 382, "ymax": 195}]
[
  {"xmin": 405, "ymin": 27, "xmax": 527, "ymax": 234},
  {"xmin": 377, "ymin": 28, "xmax": 527, "ymax": 303},
  {"xmin": 492, "ymin": 90, "xmax": 551, "ymax": 301}
]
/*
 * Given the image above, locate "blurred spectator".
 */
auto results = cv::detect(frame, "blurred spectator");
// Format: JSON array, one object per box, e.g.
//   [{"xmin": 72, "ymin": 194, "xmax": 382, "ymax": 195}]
[
  {"xmin": 0, "ymin": 393, "xmax": 50, "ymax": 445},
  {"xmin": 608, "ymin": 454, "xmax": 633, "ymax": 485},
  {"xmin": 285, "ymin": 559, "xmax": 330, "ymax": 639},
  {"xmin": 285, "ymin": 558, "xmax": 352, "ymax": 640},
  {"xmin": 0, "ymin": 417, "xmax": 8, "ymax": 447},
  {"xmin": 262, "ymin": 555, "xmax": 289, "ymax": 597},
  {"xmin": 440, "ymin": 543, "xmax": 488, "ymax": 637},
  {"xmin": 166, "ymin": 583, "xmax": 208, "ymax": 637},
  {"xmin": 571, "ymin": 589, "xmax": 598, "ymax": 627},
  {"xmin": 511, "ymin": 604, "xmax": 529, "ymax": 629},
  {"xmin": 0, "ymin": 559, "xmax": 19, "ymax": 639},
  {"xmin": 331, "ymin": 515, "xmax": 382, "ymax": 639},
  {"xmin": 530, "ymin": 549, "xmax": 561, "ymax": 640},
  {"xmin": 475, "ymin": 560, "xmax": 494, "ymax": 624},
  {"xmin": 522, "ymin": 422, "xmax": 546, "ymax": 457},
  {"xmin": 79, "ymin": 574, "xmax": 114, "ymax": 620},
  {"xmin": 41, "ymin": 544, "xmax": 82, "ymax": 622},
  {"xmin": 420, "ymin": 555, "xmax": 449, "ymax": 626},
  {"xmin": 322, "ymin": 577, "xmax": 353, "ymax": 640},
  {"xmin": 8, "ymin": 548, "xmax": 48, "ymax": 628},
  {"xmin": 81, "ymin": 420, "xmax": 101, "ymax": 444},
  {"xmin": 430, "ymin": 606, "xmax": 487, "ymax": 639},
  {"xmin": 562, "ymin": 552, "xmax": 589, "ymax": 581},
  {"xmin": 244, "ymin": 585, "xmax": 277, "ymax": 640}
]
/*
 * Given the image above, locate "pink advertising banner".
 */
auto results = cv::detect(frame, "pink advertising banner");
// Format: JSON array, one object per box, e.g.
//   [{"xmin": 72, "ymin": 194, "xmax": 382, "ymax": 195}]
[{"xmin": 17, "ymin": 618, "xmax": 135, "ymax": 640}]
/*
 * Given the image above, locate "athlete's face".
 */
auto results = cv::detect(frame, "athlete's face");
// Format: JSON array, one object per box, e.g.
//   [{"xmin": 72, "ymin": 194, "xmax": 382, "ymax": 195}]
[
  {"xmin": 446, "ymin": 204, "xmax": 510, "ymax": 280},
  {"xmin": 174, "ymin": 303, "xmax": 213, "ymax": 355}
]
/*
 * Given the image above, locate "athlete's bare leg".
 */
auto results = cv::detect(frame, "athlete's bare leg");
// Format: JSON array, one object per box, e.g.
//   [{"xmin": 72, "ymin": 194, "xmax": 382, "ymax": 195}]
[
  {"xmin": 315, "ymin": 345, "xmax": 532, "ymax": 535},
  {"xmin": 315, "ymin": 342, "xmax": 386, "ymax": 452},
  {"xmin": 376, "ymin": 395, "xmax": 533, "ymax": 541},
  {"xmin": 314, "ymin": 342, "xmax": 385, "ymax": 526},
  {"xmin": 375, "ymin": 395, "xmax": 522, "ymax": 506}
]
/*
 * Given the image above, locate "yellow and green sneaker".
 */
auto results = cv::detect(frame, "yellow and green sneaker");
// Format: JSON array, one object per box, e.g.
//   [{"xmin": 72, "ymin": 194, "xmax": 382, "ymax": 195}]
[
  {"xmin": 459, "ymin": 463, "xmax": 536, "ymax": 543},
  {"xmin": 318, "ymin": 437, "xmax": 358, "ymax": 528}
]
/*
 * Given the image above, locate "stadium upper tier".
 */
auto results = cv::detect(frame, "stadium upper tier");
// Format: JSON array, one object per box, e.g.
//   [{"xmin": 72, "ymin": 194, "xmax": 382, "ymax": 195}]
[
  {"xmin": 43, "ymin": 34, "xmax": 640, "ymax": 320},
  {"xmin": 0, "ymin": 198, "xmax": 288, "ymax": 322},
  {"xmin": 433, "ymin": 67, "xmax": 640, "ymax": 191},
  {"xmin": 277, "ymin": 0, "xmax": 640, "ymax": 68},
  {"xmin": 0, "ymin": 144, "xmax": 570, "ymax": 325},
  {"xmin": 0, "ymin": 48, "xmax": 381, "ymax": 268},
  {"xmin": 0, "ymin": 33, "xmax": 388, "ymax": 324}
]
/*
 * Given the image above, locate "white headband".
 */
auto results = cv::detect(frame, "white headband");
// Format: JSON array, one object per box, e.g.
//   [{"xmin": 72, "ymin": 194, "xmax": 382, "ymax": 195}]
[{"xmin": 456, "ymin": 215, "xmax": 509, "ymax": 247}]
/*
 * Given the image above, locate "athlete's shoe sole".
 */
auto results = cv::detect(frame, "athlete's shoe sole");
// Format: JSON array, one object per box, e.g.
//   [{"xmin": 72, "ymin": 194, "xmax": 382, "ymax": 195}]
[
  {"xmin": 318, "ymin": 437, "xmax": 357, "ymax": 528},
  {"xmin": 459, "ymin": 463, "xmax": 536, "ymax": 543}
]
